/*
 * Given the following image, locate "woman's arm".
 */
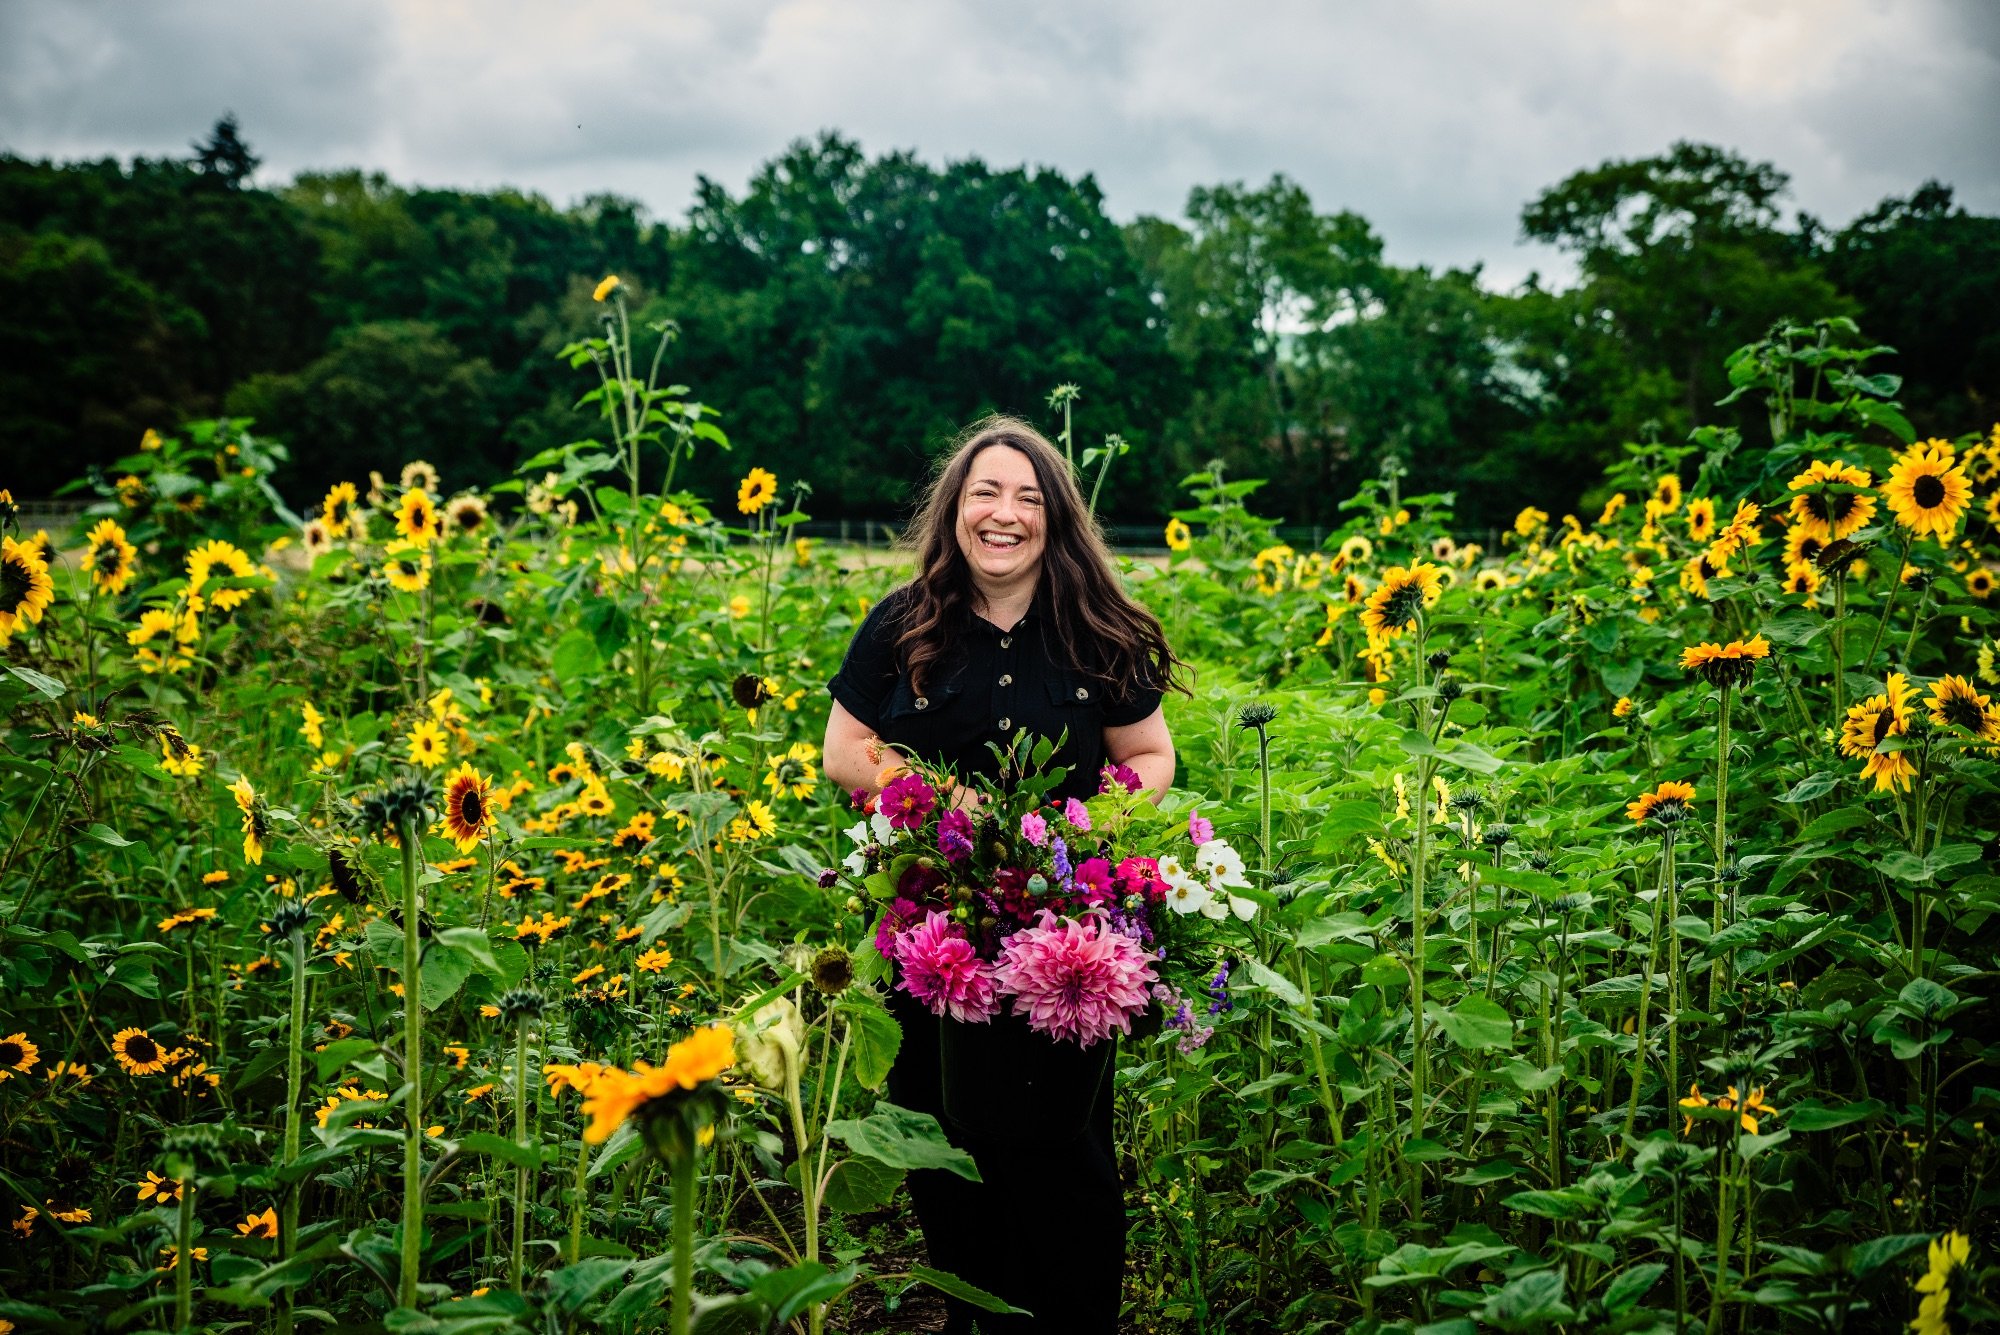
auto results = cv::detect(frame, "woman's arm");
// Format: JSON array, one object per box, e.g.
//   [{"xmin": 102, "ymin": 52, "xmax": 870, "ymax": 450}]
[
  {"xmin": 1104, "ymin": 707, "xmax": 1174, "ymax": 806},
  {"xmin": 823, "ymin": 700, "xmax": 905, "ymax": 798}
]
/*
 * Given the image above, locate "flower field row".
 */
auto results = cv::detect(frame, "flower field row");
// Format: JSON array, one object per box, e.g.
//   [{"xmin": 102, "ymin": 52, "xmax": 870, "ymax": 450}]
[{"xmin": 1, "ymin": 311, "xmax": 1995, "ymax": 1332}]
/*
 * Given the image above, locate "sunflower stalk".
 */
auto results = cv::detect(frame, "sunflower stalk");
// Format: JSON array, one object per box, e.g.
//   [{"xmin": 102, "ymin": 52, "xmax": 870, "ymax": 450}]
[
  {"xmin": 280, "ymin": 924, "xmax": 309, "ymax": 1335},
  {"xmin": 1707, "ymin": 685, "xmax": 1732, "ymax": 1012},
  {"xmin": 510, "ymin": 1013, "xmax": 530, "ymax": 1292},
  {"xmin": 397, "ymin": 815, "xmax": 425, "ymax": 1310}
]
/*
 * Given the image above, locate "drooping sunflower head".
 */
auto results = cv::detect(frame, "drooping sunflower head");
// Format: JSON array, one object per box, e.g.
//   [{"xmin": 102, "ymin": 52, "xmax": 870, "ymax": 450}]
[
  {"xmin": 1882, "ymin": 439, "xmax": 1971, "ymax": 543},
  {"xmin": 111, "ymin": 1027, "xmax": 171, "ymax": 1076},
  {"xmin": 1678, "ymin": 636, "xmax": 1770, "ymax": 688},
  {"xmin": 0, "ymin": 535, "xmax": 57, "ymax": 643},
  {"xmin": 1626, "ymin": 779, "xmax": 1697, "ymax": 826},
  {"xmin": 1359, "ymin": 562, "xmax": 1443, "ymax": 639},
  {"xmin": 395, "ymin": 489, "xmax": 439, "ymax": 547},
  {"xmin": 84, "ymin": 518, "xmax": 139, "ymax": 594},
  {"xmin": 442, "ymin": 762, "xmax": 494, "ymax": 852},
  {"xmin": 736, "ymin": 467, "xmax": 779, "ymax": 516}
]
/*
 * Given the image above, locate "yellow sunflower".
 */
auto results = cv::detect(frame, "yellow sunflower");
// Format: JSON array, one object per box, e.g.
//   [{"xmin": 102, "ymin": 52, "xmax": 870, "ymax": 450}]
[
  {"xmin": 1626, "ymin": 779, "xmax": 1696, "ymax": 824},
  {"xmin": 1359, "ymin": 562, "xmax": 1443, "ymax": 640},
  {"xmin": 83, "ymin": 518, "xmax": 138, "ymax": 595},
  {"xmin": 1512, "ymin": 507, "xmax": 1548, "ymax": 540},
  {"xmin": 1473, "ymin": 568, "xmax": 1505, "ymax": 593},
  {"xmin": 128, "ymin": 607, "xmax": 198, "ymax": 675},
  {"xmin": 1704, "ymin": 499, "xmax": 1764, "ymax": 566},
  {"xmin": 321, "ymin": 481, "xmax": 360, "ymax": 538},
  {"xmin": 186, "ymin": 539, "xmax": 259, "ymax": 614},
  {"xmin": 441, "ymin": 762, "xmax": 494, "ymax": 851},
  {"xmin": 1785, "ymin": 460, "xmax": 1876, "ymax": 544},
  {"xmin": 230, "ymin": 776, "xmax": 268, "ymax": 865},
  {"xmin": 736, "ymin": 467, "xmax": 779, "ymax": 516},
  {"xmin": 1781, "ymin": 522, "xmax": 1826, "ymax": 573},
  {"xmin": 1925, "ymin": 674, "xmax": 2000, "ymax": 743},
  {"xmin": 1781, "ymin": 563, "xmax": 1822, "ymax": 600},
  {"xmin": 593, "ymin": 274, "xmax": 621, "ymax": 302},
  {"xmin": 383, "ymin": 545, "xmax": 431, "ymax": 594},
  {"xmin": 1253, "ymin": 544, "xmax": 1295, "ymax": 596},
  {"xmin": 1881, "ymin": 440, "xmax": 1971, "ymax": 542},
  {"xmin": 1338, "ymin": 534, "xmax": 1375, "ymax": 564},
  {"xmin": 0, "ymin": 535, "xmax": 56, "ymax": 644},
  {"xmin": 763, "ymin": 743, "xmax": 819, "ymax": 800},
  {"xmin": 236, "ymin": 1207, "xmax": 278, "ymax": 1239},
  {"xmin": 1679, "ymin": 635, "xmax": 1770, "ymax": 687},
  {"xmin": 1839, "ymin": 673, "xmax": 1917, "ymax": 792},
  {"xmin": 111, "ymin": 1027, "xmax": 171, "ymax": 1076},
  {"xmin": 400, "ymin": 460, "xmax": 441, "ymax": 495},
  {"xmin": 580, "ymin": 1025, "xmax": 736, "ymax": 1144},
  {"xmin": 445, "ymin": 494, "xmax": 488, "ymax": 537},
  {"xmin": 1163, "ymin": 517, "xmax": 1192, "ymax": 552},
  {"xmin": 0, "ymin": 1032, "xmax": 38, "ymax": 1078},
  {"xmin": 406, "ymin": 718, "xmax": 449, "ymax": 769},
  {"xmin": 1965, "ymin": 568, "xmax": 1994, "ymax": 600},
  {"xmin": 395, "ymin": 488, "xmax": 440, "ymax": 548},
  {"xmin": 1652, "ymin": 473, "xmax": 1683, "ymax": 514},
  {"xmin": 1684, "ymin": 497, "xmax": 1716, "ymax": 546},
  {"xmin": 1680, "ymin": 551, "xmax": 1729, "ymax": 600}
]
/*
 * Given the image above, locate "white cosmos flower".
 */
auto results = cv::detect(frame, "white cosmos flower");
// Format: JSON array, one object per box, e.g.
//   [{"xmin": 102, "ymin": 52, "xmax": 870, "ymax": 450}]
[
  {"xmin": 1196, "ymin": 839, "xmax": 1258, "ymax": 919},
  {"xmin": 870, "ymin": 811, "xmax": 895, "ymax": 845},
  {"xmin": 1158, "ymin": 853, "xmax": 1213, "ymax": 916},
  {"xmin": 842, "ymin": 846, "xmax": 867, "ymax": 877},
  {"xmin": 844, "ymin": 820, "xmax": 871, "ymax": 846}
]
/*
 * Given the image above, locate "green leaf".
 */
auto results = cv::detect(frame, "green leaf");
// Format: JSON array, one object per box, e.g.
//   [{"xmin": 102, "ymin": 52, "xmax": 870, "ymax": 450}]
[
  {"xmin": 825, "ymin": 1102, "xmax": 980, "ymax": 1181},
  {"xmin": 431, "ymin": 926, "xmax": 502, "ymax": 978},
  {"xmin": 1432, "ymin": 995, "xmax": 1514, "ymax": 1051},
  {"xmin": 419, "ymin": 946, "xmax": 473, "ymax": 1011},
  {"xmin": 837, "ymin": 992, "xmax": 902, "ymax": 1092},
  {"xmin": 1244, "ymin": 1168, "xmax": 1310, "ymax": 1195},
  {"xmin": 455, "ymin": 1132, "xmax": 540, "ymax": 1170},
  {"xmin": 1243, "ymin": 957, "xmax": 1306, "ymax": 1008},
  {"xmin": 1779, "ymin": 772, "xmax": 1843, "ymax": 804},
  {"xmin": 7, "ymin": 665, "xmax": 66, "ymax": 698},
  {"xmin": 85, "ymin": 823, "xmax": 137, "ymax": 848},
  {"xmin": 907, "ymin": 1266, "xmax": 1030, "ymax": 1315},
  {"xmin": 1599, "ymin": 660, "xmax": 1643, "ymax": 699},
  {"xmin": 822, "ymin": 1156, "xmax": 904, "ymax": 1213},
  {"xmin": 551, "ymin": 629, "xmax": 603, "ymax": 685},
  {"xmin": 1478, "ymin": 1267, "xmax": 1571, "ymax": 1329},
  {"xmin": 1786, "ymin": 1099, "xmax": 1885, "ymax": 1132},
  {"xmin": 1502, "ymin": 1189, "xmax": 1597, "ymax": 1220},
  {"xmin": 542, "ymin": 1258, "xmax": 633, "ymax": 1314},
  {"xmin": 1602, "ymin": 1262, "xmax": 1665, "ymax": 1313},
  {"xmin": 313, "ymin": 1037, "xmax": 379, "ymax": 1081}
]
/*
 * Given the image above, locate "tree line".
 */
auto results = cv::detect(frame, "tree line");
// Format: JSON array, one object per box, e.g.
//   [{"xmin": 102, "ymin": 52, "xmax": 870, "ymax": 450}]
[{"xmin": 3, "ymin": 118, "xmax": 1993, "ymax": 528}]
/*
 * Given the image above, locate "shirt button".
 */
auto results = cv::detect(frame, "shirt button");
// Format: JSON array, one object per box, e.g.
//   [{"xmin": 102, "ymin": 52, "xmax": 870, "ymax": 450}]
[
  {"xmin": 999, "ymin": 636, "xmax": 1012, "ymax": 649},
  {"xmin": 1075, "ymin": 687, "xmax": 1089, "ymax": 701},
  {"xmin": 998, "ymin": 717, "xmax": 1012, "ymax": 730},
  {"xmin": 915, "ymin": 697, "xmax": 929, "ymax": 710},
  {"xmin": 998, "ymin": 674, "xmax": 1013, "ymax": 687}
]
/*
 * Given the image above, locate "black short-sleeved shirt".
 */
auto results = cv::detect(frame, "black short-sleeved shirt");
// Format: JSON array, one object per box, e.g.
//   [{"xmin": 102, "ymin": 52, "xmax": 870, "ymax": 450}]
[{"xmin": 827, "ymin": 584, "xmax": 1163, "ymax": 804}]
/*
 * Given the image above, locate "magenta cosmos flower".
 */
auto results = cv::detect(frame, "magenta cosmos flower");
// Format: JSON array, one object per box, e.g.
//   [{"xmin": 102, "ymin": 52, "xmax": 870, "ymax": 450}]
[
  {"xmin": 993, "ymin": 911, "xmax": 1158, "ymax": 1047},
  {"xmin": 895, "ymin": 911, "xmax": 998, "ymax": 1022},
  {"xmin": 880, "ymin": 773, "xmax": 936, "ymax": 831}
]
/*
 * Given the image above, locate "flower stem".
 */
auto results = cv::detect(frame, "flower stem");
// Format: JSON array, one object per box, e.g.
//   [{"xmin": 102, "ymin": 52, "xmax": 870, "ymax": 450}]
[
  {"xmin": 1707, "ymin": 686, "xmax": 1732, "ymax": 1012},
  {"xmin": 669, "ymin": 1147, "xmax": 696, "ymax": 1335},
  {"xmin": 511, "ymin": 1013, "xmax": 530, "ymax": 1292},
  {"xmin": 280, "ymin": 927, "xmax": 308, "ymax": 1335},
  {"xmin": 397, "ymin": 819, "xmax": 425, "ymax": 1310}
]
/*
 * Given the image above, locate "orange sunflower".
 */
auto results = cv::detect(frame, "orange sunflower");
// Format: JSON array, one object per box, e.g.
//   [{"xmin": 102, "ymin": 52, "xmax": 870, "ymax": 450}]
[
  {"xmin": 1626, "ymin": 780, "xmax": 1696, "ymax": 825},
  {"xmin": 1839, "ymin": 673, "xmax": 1917, "ymax": 792},
  {"xmin": 1358, "ymin": 562, "xmax": 1443, "ymax": 640},
  {"xmin": 1679, "ymin": 635, "xmax": 1770, "ymax": 687},
  {"xmin": 441, "ymin": 762, "xmax": 494, "ymax": 851},
  {"xmin": 581, "ymin": 1025, "xmax": 736, "ymax": 1144}
]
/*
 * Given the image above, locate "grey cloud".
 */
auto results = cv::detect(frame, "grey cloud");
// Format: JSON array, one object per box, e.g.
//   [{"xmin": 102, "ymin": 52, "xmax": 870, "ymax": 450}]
[{"xmin": 3, "ymin": 0, "xmax": 1993, "ymax": 293}]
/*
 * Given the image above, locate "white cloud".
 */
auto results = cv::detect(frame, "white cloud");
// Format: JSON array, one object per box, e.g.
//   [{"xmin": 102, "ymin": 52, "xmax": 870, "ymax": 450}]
[{"xmin": 3, "ymin": 0, "xmax": 1993, "ymax": 290}]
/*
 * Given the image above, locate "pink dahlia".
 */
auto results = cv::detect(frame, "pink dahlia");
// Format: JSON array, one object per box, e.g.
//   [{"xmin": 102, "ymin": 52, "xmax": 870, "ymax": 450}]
[
  {"xmin": 1019, "ymin": 810, "xmax": 1048, "ymax": 847},
  {"xmin": 895, "ymin": 911, "xmax": 998, "ymax": 1023},
  {"xmin": 993, "ymin": 911, "xmax": 1158, "ymax": 1047},
  {"xmin": 881, "ymin": 773, "xmax": 937, "ymax": 830}
]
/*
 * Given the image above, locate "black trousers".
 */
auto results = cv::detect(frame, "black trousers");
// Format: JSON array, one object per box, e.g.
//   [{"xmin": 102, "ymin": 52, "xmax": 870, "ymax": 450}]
[{"xmin": 885, "ymin": 988, "xmax": 1126, "ymax": 1334}]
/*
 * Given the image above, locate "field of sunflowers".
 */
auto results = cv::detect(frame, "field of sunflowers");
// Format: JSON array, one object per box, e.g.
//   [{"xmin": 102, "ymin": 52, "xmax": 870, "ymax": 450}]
[{"xmin": 1, "ymin": 309, "xmax": 1996, "ymax": 1334}]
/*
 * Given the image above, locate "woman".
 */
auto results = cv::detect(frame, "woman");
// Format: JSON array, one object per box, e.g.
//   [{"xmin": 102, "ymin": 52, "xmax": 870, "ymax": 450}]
[{"xmin": 823, "ymin": 415, "xmax": 1185, "ymax": 1333}]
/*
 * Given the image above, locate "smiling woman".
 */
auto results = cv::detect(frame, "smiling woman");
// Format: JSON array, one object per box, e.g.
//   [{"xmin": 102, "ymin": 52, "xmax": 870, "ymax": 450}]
[{"xmin": 821, "ymin": 414, "xmax": 1188, "ymax": 1333}]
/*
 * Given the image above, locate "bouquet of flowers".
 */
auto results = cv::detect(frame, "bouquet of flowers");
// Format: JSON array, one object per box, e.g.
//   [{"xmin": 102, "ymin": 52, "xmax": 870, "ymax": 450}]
[{"xmin": 841, "ymin": 736, "xmax": 1260, "ymax": 1050}]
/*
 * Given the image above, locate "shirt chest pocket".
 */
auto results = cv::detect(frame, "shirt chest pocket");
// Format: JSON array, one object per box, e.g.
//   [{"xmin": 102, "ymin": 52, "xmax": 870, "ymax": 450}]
[
  {"xmin": 1045, "ymin": 673, "xmax": 1102, "ymax": 711},
  {"xmin": 884, "ymin": 676, "xmax": 965, "ymax": 723}
]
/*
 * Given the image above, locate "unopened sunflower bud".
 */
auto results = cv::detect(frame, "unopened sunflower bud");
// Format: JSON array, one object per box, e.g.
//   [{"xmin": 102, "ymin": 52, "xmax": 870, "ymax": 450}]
[
  {"xmin": 734, "ymin": 994, "xmax": 804, "ymax": 1091},
  {"xmin": 495, "ymin": 987, "xmax": 544, "ymax": 1022},
  {"xmin": 263, "ymin": 902, "xmax": 312, "ymax": 938},
  {"xmin": 1236, "ymin": 701, "xmax": 1278, "ymax": 730}
]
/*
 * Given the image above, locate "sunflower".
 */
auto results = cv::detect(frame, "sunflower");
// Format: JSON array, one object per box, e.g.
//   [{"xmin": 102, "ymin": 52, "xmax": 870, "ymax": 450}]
[
  {"xmin": 394, "ymin": 489, "xmax": 440, "ymax": 549},
  {"xmin": 441, "ymin": 762, "xmax": 494, "ymax": 851},
  {"xmin": 763, "ymin": 742, "xmax": 820, "ymax": 800},
  {"xmin": 128, "ymin": 607, "xmax": 199, "ymax": 675},
  {"xmin": 0, "ymin": 1032, "xmax": 38, "ymax": 1079},
  {"xmin": 1925, "ymin": 675, "xmax": 2000, "ymax": 743},
  {"xmin": 83, "ymin": 518, "xmax": 138, "ymax": 595},
  {"xmin": 1781, "ymin": 522, "xmax": 1826, "ymax": 573},
  {"xmin": 1652, "ymin": 473, "xmax": 1683, "ymax": 514},
  {"xmin": 236, "ymin": 1207, "xmax": 278, "ymax": 1239},
  {"xmin": 383, "ymin": 545, "xmax": 431, "ymax": 593},
  {"xmin": 301, "ymin": 518, "xmax": 334, "ymax": 560},
  {"xmin": 1684, "ymin": 497, "xmax": 1716, "ymax": 546},
  {"xmin": 321, "ymin": 481, "xmax": 360, "ymax": 538},
  {"xmin": 111, "ymin": 1027, "xmax": 171, "ymax": 1076},
  {"xmin": 0, "ymin": 535, "xmax": 56, "ymax": 644},
  {"xmin": 1786, "ymin": 460, "xmax": 1876, "ymax": 544},
  {"xmin": 1512, "ymin": 508, "xmax": 1548, "ymax": 540},
  {"xmin": 1253, "ymin": 544, "xmax": 1295, "ymax": 596},
  {"xmin": 1966, "ymin": 568, "xmax": 1994, "ymax": 600},
  {"xmin": 736, "ymin": 467, "xmax": 779, "ymax": 516},
  {"xmin": 1679, "ymin": 551, "xmax": 1729, "ymax": 600},
  {"xmin": 1839, "ymin": 673, "xmax": 1917, "ymax": 792},
  {"xmin": 1163, "ymin": 518, "xmax": 1192, "ymax": 552},
  {"xmin": 1882, "ymin": 440, "xmax": 1972, "ymax": 542},
  {"xmin": 135, "ymin": 1171, "xmax": 183, "ymax": 1204},
  {"xmin": 580, "ymin": 1025, "xmax": 737, "ymax": 1144},
  {"xmin": 1473, "ymin": 568, "xmax": 1505, "ymax": 593},
  {"xmin": 593, "ymin": 274, "xmax": 622, "ymax": 302},
  {"xmin": 230, "ymin": 776, "xmax": 269, "ymax": 865},
  {"xmin": 445, "ymin": 494, "xmax": 488, "ymax": 536},
  {"xmin": 1626, "ymin": 779, "xmax": 1696, "ymax": 825},
  {"xmin": 401, "ymin": 460, "xmax": 441, "ymax": 494},
  {"xmin": 406, "ymin": 719, "xmax": 448, "ymax": 769},
  {"xmin": 1705, "ymin": 499, "xmax": 1764, "ymax": 566},
  {"xmin": 577, "ymin": 782, "xmax": 616, "ymax": 819},
  {"xmin": 1359, "ymin": 562, "xmax": 1443, "ymax": 640},
  {"xmin": 1781, "ymin": 563, "xmax": 1822, "ymax": 600},
  {"xmin": 1679, "ymin": 635, "xmax": 1770, "ymax": 687},
  {"xmin": 1338, "ymin": 534, "xmax": 1375, "ymax": 564}
]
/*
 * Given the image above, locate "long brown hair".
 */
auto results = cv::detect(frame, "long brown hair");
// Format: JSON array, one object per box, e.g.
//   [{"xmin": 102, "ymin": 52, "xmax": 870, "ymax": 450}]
[{"xmin": 893, "ymin": 415, "xmax": 1187, "ymax": 703}]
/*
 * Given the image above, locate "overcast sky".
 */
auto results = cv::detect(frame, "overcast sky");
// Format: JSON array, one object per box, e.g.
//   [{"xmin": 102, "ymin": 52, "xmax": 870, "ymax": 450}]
[{"xmin": 4, "ymin": 0, "xmax": 1996, "ymax": 290}]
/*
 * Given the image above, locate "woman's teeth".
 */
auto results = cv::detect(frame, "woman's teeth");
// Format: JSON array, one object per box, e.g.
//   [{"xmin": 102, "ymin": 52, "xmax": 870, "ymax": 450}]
[{"xmin": 981, "ymin": 533, "xmax": 1021, "ymax": 548}]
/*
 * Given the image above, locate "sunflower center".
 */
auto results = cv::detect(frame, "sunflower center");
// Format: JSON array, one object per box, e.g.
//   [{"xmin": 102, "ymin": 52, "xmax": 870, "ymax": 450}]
[
  {"xmin": 1, "ymin": 557, "xmax": 30, "ymax": 609},
  {"xmin": 126, "ymin": 1034, "xmax": 159, "ymax": 1064},
  {"xmin": 1939, "ymin": 692, "xmax": 1983, "ymax": 730},
  {"xmin": 0, "ymin": 1041, "xmax": 22, "ymax": 1066},
  {"xmin": 1912, "ymin": 474, "xmax": 1946, "ymax": 508},
  {"xmin": 1872, "ymin": 708, "xmax": 1894, "ymax": 746},
  {"xmin": 461, "ymin": 790, "xmax": 485, "ymax": 827}
]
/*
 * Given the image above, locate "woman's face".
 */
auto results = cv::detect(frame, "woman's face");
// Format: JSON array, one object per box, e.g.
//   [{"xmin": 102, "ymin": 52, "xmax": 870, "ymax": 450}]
[{"xmin": 956, "ymin": 445, "xmax": 1046, "ymax": 590}]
